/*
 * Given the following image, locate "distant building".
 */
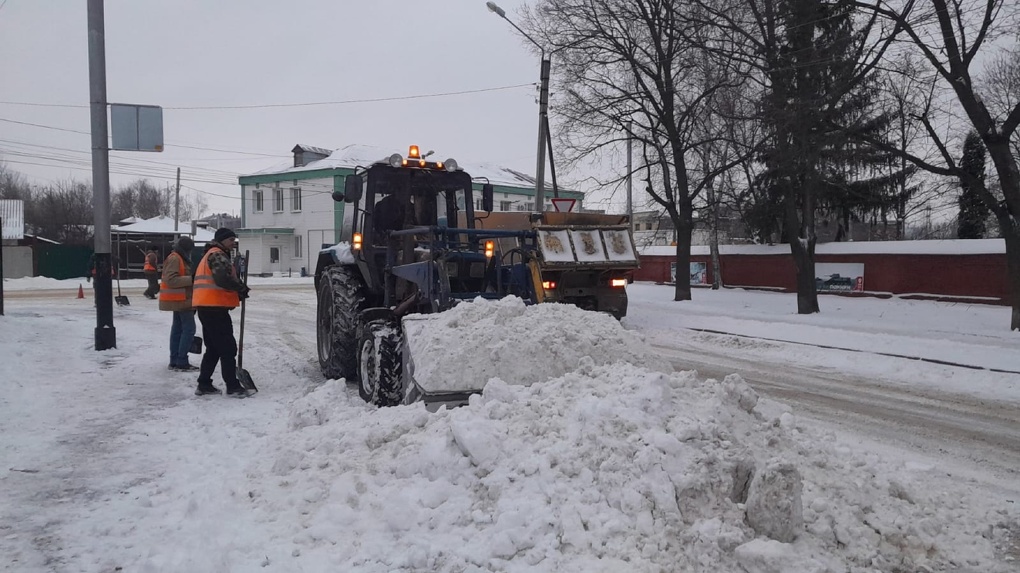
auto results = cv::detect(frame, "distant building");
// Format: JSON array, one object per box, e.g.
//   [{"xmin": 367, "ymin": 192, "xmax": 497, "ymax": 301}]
[{"xmin": 237, "ymin": 143, "xmax": 585, "ymax": 276}]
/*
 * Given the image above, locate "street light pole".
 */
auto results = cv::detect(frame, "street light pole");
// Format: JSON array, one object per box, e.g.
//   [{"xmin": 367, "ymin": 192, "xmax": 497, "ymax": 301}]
[
  {"xmin": 88, "ymin": 0, "xmax": 116, "ymax": 350},
  {"xmin": 487, "ymin": 1, "xmax": 549, "ymax": 215}
]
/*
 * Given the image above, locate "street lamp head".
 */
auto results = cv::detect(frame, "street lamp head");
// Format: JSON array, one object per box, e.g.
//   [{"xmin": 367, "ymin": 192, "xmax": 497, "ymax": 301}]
[{"xmin": 486, "ymin": 1, "xmax": 506, "ymax": 18}]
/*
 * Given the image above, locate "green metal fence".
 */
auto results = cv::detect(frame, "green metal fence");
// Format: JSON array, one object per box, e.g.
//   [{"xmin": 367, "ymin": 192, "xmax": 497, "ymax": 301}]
[{"xmin": 36, "ymin": 244, "xmax": 94, "ymax": 280}]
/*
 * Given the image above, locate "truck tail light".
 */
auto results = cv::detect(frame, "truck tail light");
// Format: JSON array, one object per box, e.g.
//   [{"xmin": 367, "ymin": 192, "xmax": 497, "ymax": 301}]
[
  {"xmin": 352, "ymin": 233, "xmax": 363, "ymax": 251},
  {"xmin": 542, "ymin": 281, "xmax": 557, "ymax": 290},
  {"xmin": 610, "ymin": 278, "xmax": 627, "ymax": 287}
]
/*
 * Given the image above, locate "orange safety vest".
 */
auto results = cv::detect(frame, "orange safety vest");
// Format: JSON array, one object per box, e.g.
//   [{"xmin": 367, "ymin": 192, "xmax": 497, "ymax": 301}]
[
  {"xmin": 192, "ymin": 247, "xmax": 240, "ymax": 309},
  {"xmin": 158, "ymin": 254, "xmax": 189, "ymax": 303},
  {"xmin": 144, "ymin": 252, "xmax": 157, "ymax": 272}
]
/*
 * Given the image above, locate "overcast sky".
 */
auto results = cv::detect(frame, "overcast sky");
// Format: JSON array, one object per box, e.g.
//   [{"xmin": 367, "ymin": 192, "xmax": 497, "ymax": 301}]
[{"xmin": 0, "ymin": 0, "xmax": 622, "ymax": 215}]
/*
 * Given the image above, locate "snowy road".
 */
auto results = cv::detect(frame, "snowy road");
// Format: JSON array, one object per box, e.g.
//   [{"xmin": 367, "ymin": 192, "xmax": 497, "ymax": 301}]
[
  {"xmin": 624, "ymin": 284, "xmax": 1020, "ymax": 502},
  {"xmin": 648, "ymin": 339, "xmax": 1020, "ymax": 496}
]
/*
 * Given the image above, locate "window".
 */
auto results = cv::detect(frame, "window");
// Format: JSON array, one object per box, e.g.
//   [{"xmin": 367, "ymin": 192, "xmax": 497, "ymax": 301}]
[
  {"xmin": 270, "ymin": 247, "xmax": 280, "ymax": 263},
  {"xmin": 293, "ymin": 235, "xmax": 302, "ymax": 258},
  {"xmin": 290, "ymin": 188, "xmax": 302, "ymax": 212},
  {"xmin": 499, "ymin": 201, "xmax": 512, "ymax": 212},
  {"xmin": 253, "ymin": 190, "xmax": 263, "ymax": 213},
  {"xmin": 274, "ymin": 188, "xmax": 284, "ymax": 212},
  {"xmin": 475, "ymin": 199, "xmax": 485, "ymax": 211}
]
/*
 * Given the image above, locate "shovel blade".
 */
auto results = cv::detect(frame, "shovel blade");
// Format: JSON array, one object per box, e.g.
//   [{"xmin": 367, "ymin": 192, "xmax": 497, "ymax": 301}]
[
  {"xmin": 238, "ymin": 368, "xmax": 257, "ymax": 391},
  {"xmin": 115, "ymin": 296, "xmax": 130, "ymax": 306}
]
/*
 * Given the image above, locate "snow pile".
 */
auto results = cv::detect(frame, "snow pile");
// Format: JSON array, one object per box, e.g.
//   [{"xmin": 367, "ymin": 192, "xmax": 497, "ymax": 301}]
[
  {"xmin": 266, "ymin": 368, "xmax": 1008, "ymax": 571},
  {"xmin": 402, "ymin": 296, "xmax": 671, "ymax": 392}
]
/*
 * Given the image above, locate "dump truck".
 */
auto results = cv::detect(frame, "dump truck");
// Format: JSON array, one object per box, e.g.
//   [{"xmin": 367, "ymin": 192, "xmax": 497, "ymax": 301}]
[
  {"xmin": 314, "ymin": 146, "xmax": 639, "ymax": 407},
  {"xmin": 466, "ymin": 211, "xmax": 639, "ymax": 319}
]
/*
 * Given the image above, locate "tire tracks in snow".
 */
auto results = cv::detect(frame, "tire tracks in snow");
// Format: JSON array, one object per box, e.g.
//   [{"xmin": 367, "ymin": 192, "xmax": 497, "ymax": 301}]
[{"xmin": 649, "ymin": 338, "xmax": 1020, "ymax": 497}]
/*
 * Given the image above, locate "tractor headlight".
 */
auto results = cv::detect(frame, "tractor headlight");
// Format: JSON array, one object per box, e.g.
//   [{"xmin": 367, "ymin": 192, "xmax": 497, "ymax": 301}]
[
  {"xmin": 388, "ymin": 153, "xmax": 403, "ymax": 168},
  {"xmin": 444, "ymin": 158, "xmax": 458, "ymax": 172}
]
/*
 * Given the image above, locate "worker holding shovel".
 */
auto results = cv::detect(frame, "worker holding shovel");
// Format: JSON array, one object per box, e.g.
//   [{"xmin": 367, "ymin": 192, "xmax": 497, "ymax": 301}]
[{"xmin": 192, "ymin": 228, "xmax": 254, "ymax": 398}]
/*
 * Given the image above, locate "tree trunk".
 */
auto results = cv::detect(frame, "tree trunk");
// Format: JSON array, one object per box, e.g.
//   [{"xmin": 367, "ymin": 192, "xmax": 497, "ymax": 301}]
[
  {"xmin": 673, "ymin": 208, "xmax": 694, "ymax": 301},
  {"xmin": 789, "ymin": 236, "xmax": 819, "ymax": 314},
  {"xmin": 1003, "ymin": 217, "xmax": 1020, "ymax": 331},
  {"xmin": 708, "ymin": 182, "xmax": 722, "ymax": 290},
  {"xmin": 786, "ymin": 187, "xmax": 819, "ymax": 314}
]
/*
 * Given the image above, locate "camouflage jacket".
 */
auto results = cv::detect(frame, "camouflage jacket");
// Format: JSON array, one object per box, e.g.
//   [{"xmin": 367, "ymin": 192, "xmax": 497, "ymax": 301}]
[{"xmin": 204, "ymin": 241, "xmax": 246, "ymax": 293}]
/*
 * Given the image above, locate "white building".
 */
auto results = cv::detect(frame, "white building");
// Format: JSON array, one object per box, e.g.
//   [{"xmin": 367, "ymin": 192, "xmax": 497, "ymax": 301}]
[{"xmin": 237, "ymin": 144, "xmax": 585, "ymax": 276}]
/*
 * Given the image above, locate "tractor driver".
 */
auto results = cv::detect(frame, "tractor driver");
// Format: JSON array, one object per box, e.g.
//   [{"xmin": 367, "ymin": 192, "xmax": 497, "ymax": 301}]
[{"xmin": 373, "ymin": 192, "xmax": 406, "ymax": 245}]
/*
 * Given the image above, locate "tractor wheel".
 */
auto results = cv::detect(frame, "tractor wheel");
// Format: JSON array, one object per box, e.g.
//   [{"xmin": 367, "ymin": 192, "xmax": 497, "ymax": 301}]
[
  {"xmin": 357, "ymin": 319, "xmax": 404, "ymax": 407},
  {"xmin": 317, "ymin": 265, "xmax": 366, "ymax": 381}
]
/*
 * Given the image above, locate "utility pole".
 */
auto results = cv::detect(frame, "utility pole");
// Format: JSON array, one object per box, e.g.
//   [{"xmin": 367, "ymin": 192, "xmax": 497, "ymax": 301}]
[
  {"xmin": 535, "ymin": 56, "xmax": 551, "ymax": 215},
  {"xmin": 1, "ymin": 216, "xmax": 5, "ymax": 316},
  {"xmin": 174, "ymin": 167, "xmax": 180, "ymax": 232},
  {"xmin": 626, "ymin": 122, "xmax": 633, "ymax": 235},
  {"xmin": 88, "ymin": 0, "xmax": 116, "ymax": 350}
]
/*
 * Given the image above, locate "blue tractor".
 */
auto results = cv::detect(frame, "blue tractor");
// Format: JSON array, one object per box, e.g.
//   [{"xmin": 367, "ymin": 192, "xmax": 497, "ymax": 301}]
[{"xmin": 314, "ymin": 147, "xmax": 542, "ymax": 407}]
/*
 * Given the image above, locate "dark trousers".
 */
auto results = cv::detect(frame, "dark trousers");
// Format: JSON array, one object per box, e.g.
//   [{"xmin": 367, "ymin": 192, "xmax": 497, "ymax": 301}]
[
  {"xmin": 144, "ymin": 271, "xmax": 160, "ymax": 298},
  {"xmin": 197, "ymin": 309, "xmax": 239, "ymax": 391}
]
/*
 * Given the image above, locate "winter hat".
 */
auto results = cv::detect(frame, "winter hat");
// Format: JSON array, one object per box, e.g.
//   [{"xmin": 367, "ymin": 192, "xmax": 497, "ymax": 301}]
[
  {"xmin": 214, "ymin": 227, "xmax": 237, "ymax": 242},
  {"xmin": 175, "ymin": 236, "xmax": 195, "ymax": 254}
]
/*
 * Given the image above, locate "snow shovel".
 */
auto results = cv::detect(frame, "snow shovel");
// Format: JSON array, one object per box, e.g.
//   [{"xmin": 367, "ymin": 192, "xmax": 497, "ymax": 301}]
[
  {"xmin": 237, "ymin": 250, "xmax": 257, "ymax": 392},
  {"xmin": 114, "ymin": 265, "xmax": 130, "ymax": 306}
]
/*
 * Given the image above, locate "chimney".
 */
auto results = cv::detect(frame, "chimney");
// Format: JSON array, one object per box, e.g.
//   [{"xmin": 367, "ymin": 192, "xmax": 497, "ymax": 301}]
[{"xmin": 291, "ymin": 144, "xmax": 330, "ymax": 168}]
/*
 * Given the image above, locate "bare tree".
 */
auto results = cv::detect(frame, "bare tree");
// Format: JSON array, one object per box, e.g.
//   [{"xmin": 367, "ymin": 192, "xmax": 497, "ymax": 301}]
[
  {"xmin": 527, "ymin": 0, "xmax": 755, "ymax": 301},
  {"xmin": 0, "ymin": 162, "xmax": 33, "ymax": 202},
  {"xmin": 112, "ymin": 179, "xmax": 206, "ymax": 222},
  {"xmin": 979, "ymin": 51, "xmax": 1020, "ymax": 161},
  {"xmin": 31, "ymin": 180, "xmax": 94, "ymax": 244},
  {"xmin": 856, "ymin": 0, "xmax": 1020, "ymax": 330}
]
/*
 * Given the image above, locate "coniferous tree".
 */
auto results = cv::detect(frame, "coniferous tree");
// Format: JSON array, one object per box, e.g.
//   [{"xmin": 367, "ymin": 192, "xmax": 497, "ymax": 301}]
[
  {"xmin": 957, "ymin": 131, "xmax": 988, "ymax": 239},
  {"xmin": 753, "ymin": 0, "xmax": 900, "ymax": 311}
]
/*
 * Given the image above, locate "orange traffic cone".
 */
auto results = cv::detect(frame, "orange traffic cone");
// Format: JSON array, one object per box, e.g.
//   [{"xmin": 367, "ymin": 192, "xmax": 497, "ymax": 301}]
[{"xmin": 77, "ymin": 284, "xmax": 85, "ymax": 299}]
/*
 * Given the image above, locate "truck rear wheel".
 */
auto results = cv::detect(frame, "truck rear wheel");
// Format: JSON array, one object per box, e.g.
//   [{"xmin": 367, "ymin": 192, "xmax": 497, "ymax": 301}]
[
  {"xmin": 317, "ymin": 265, "xmax": 366, "ymax": 381},
  {"xmin": 357, "ymin": 319, "xmax": 404, "ymax": 407}
]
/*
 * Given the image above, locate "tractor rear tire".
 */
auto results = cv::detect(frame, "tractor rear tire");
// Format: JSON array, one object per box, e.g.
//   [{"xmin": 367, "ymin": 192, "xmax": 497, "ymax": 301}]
[
  {"xmin": 317, "ymin": 265, "xmax": 366, "ymax": 381},
  {"xmin": 357, "ymin": 319, "xmax": 404, "ymax": 407}
]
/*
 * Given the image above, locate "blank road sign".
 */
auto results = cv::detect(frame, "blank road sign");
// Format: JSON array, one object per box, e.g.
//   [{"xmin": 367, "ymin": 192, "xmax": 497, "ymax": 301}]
[
  {"xmin": 551, "ymin": 198, "xmax": 576, "ymax": 212},
  {"xmin": 111, "ymin": 104, "xmax": 164, "ymax": 152}
]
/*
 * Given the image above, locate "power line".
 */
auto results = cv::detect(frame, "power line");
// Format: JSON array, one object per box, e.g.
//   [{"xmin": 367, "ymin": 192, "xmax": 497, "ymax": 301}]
[
  {"xmin": 0, "ymin": 82, "xmax": 534, "ymax": 111},
  {"xmin": 0, "ymin": 117, "xmax": 90, "ymax": 135},
  {"xmin": 0, "ymin": 139, "xmax": 245, "ymax": 177},
  {"xmin": 0, "ymin": 117, "xmax": 287, "ymax": 157},
  {"xmin": 163, "ymin": 83, "xmax": 534, "ymax": 110},
  {"xmin": 178, "ymin": 184, "xmax": 243, "ymax": 201}
]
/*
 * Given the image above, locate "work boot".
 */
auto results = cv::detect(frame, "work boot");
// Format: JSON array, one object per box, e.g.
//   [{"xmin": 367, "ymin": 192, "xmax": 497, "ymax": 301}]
[
  {"xmin": 195, "ymin": 385, "xmax": 222, "ymax": 396},
  {"xmin": 226, "ymin": 387, "xmax": 255, "ymax": 399},
  {"xmin": 173, "ymin": 364, "xmax": 200, "ymax": 372}
]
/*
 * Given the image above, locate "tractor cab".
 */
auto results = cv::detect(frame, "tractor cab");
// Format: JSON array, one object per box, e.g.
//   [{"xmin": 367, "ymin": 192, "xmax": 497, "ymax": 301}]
[{"xmin": 326, "ymin": 145, "xmax": 531, "ymax": 313}]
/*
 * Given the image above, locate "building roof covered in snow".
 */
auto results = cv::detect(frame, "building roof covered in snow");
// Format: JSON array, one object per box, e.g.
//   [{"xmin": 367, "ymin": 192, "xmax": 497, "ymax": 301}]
[
  {"xmin": 114, "ymin": 216, "xmax": 216, "ymax": 242},
  {"xmin": 240, "ymin": 143, "xmax": 574, "ymax": 193}
]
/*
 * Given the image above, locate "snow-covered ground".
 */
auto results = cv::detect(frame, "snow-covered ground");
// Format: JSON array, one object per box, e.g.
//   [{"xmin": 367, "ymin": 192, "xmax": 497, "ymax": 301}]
[{"xmin": 1, "ymin": 278, "xmax": 1018, "ymax": 572}]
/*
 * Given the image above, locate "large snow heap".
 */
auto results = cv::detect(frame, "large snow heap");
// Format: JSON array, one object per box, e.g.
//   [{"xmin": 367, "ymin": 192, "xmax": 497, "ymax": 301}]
[{"xmin": 268, "ymin": 297, "xmax": 1009, "ymax": 572}]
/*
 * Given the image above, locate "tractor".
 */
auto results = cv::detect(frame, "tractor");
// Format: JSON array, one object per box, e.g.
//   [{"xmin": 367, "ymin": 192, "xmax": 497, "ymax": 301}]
[
  {"xmin": 314, "ymin": 146, "xmax": 640, "ymax": 407},
  {"xmin": 314, "ymin": 146, "xmax": 544, "ymax": 406}
]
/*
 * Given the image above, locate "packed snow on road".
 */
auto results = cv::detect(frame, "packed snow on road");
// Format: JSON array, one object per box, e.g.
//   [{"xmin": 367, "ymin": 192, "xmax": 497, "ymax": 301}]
[{"xmin": 1, "ymin": 278, "xmax": 1018, "ymax": 572}]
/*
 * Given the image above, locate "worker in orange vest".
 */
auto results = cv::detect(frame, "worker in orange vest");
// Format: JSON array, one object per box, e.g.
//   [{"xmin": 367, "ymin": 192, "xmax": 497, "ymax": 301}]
[
  {"xmin": 143, "ymin": 246, "xmax": 160, "ymax": 299},
  {"xmin": 160, "ymin": 236, "xmax": 198, "ymax": 372},
  {"xmin": 192, "ymin": 228, "xmax": 252, "ymax": 397}
]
